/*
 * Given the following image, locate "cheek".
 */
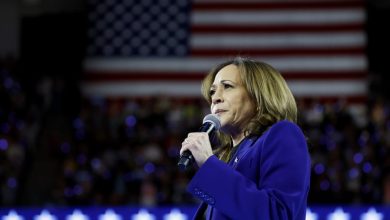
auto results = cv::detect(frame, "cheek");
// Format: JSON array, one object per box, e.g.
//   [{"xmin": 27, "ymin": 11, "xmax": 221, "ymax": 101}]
[
  {"xmin": 238, "ymin": 99, "xmax": 255, "ymax": 119},
  {"xmin": 230, "ymin": 100, "xmax": 246, "ymax": 121}
]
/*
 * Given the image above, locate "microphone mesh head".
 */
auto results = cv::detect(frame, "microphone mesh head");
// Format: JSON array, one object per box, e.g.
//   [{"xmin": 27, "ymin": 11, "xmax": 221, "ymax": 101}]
[{"xmin": 202, "ymin": 114, "xmax": 221, "ymax": 130}]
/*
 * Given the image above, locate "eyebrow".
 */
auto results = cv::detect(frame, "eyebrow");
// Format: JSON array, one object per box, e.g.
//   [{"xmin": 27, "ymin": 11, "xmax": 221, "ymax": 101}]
[{"xmin": 210, "ymin": 80, "xmax": 235, "ymax": 89}]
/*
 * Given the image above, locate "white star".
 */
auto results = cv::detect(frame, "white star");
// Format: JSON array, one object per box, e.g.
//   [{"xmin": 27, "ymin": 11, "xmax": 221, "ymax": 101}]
[
  {"xmin": 34, "ymin": 210, "xmax": 57, "ymax": 220},
  {"xmin": 327, "ymin": 207, "xmax": 350, "ymax": 220},
  {"xmin": 306, "ymin": 208, "xmax": 318, "ymax": 220},
  {"xmin": 66, "ymin": 210, "xmax": 89, "ymax": 220},
  {"xmin": 360, "ymin": 207, "xmax": 383, "ymax": 220},
  {"xmin": 163, "ymin": 209, "xmax": 187, "ymax": 220},
  {"xmin": 2, "ymin": 210, "xmax": 24, "ymax": 220},
  {"xmin": 131, "ymin": 209, "xmax": 155, "ymax": 220},
  {"xmin": 99, "ymin": 209, "xmax": 122, "ymax": 220}
]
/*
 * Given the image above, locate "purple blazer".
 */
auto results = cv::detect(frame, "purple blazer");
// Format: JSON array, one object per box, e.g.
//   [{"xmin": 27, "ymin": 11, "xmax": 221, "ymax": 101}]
[{"xmin": 187, "ymin": 120, "xmax": 311, "ymax": 220}]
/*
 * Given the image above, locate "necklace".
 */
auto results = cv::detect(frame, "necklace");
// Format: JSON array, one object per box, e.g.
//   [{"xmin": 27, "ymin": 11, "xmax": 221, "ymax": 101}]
[{"xmin": 229, "ymin": 138, "xmax": 245, "ymax": 163}]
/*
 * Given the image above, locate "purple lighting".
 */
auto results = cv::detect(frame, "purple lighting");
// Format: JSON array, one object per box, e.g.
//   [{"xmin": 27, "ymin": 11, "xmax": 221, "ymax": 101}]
[
  {"xmin": 353, "ymin": 153, "xmax": 363, "ymax": 164},
  {"xmin": 125, "ymin": 115, "xmax": 137, "ymax": 127},
  {"xmin": 7, "ymin": 177, "xmax": 17, "ymax": 188},
  {"xmin": 348, "ymin": 168, "xmax": 359, "ymax": 179},
  {"xmin": 363, "ymin": 162, "xmax": 373, "ymax": 173},
  {"xmin": 144, "ymin": 162, "xmax": 155, "ymax": 174},
  {"xmin": 0, "ymin": 138, "xmax": 8, "ymax": 150},
  {"xmin": 73, "ymin": 118, "xmax": 84, "ymax": 129},
  {"xmin": 314, "ymin": 163, "xmax": 325, "ymax": 174}
]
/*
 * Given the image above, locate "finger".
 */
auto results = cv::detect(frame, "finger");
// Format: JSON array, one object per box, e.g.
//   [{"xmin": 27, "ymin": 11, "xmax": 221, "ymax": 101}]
[
  {"xmin": 188, "ymin": 132, "xmax": 201, "ymax": 137},
  {"xmin": 182, "ymin": 138, "xmax": 192, "ymax": 145},
  {"xmin": 188, "ymin": 132, "xmax": 208, "ymax": 138},
  {"xmin": 180, "ymin": 141, "xmax": 190, "ymax": 155}
]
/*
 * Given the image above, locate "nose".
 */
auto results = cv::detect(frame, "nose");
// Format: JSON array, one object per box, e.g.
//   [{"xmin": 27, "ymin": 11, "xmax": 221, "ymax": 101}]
[{"xmin": 211, "ymin": 87, "xmax": 223, "ymax": 105}]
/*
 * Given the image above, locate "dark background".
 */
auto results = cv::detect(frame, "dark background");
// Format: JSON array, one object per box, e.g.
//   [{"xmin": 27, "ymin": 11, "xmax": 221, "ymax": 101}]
[{"xmin": 0, "ymin": 0, "xmax": 390, "ymax": 206}]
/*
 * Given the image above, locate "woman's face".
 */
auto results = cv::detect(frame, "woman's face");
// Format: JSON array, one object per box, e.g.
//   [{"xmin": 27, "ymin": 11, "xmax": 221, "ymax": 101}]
[{"xmin": 210, "ymin": 64, "xmax": 256, "ymax": 134}]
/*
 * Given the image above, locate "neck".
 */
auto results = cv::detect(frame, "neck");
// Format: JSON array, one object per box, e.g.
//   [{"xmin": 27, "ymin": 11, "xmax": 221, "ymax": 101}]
[
  {"xmin": 221, "ymin": 125, "xmax": 247, "ymax": 147},
  {"xmin": 231, "ymin": 132, "xmax": 246, "ymax": 147}
]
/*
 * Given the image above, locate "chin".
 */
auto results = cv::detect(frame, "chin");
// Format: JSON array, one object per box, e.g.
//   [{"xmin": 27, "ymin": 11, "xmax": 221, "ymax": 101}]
[
  {"xmin": 219, "ymin": 122, "xmax": 233, "ymax": 134},
  {"xmin": 218, "ymin": 118, "xmax": 227, "ymax": 127}
]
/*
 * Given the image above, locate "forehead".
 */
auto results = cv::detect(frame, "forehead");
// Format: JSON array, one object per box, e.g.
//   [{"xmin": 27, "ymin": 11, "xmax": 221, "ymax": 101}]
[{"xmin": 213, "ymin": 64, "xmax": 240, "ymax": 83}]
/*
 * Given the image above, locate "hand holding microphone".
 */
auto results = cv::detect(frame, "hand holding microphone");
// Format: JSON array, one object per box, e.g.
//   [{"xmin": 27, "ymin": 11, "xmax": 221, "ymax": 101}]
[{"xmin": 178, "ymin": 114, "xmax": 221, "ymax": 170}]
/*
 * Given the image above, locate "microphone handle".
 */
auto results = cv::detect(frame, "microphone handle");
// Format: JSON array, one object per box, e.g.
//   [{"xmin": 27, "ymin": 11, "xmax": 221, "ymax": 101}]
[
  {"xmin": 177, "ymin": 122, "xmax": 215, "ymax": 170},
  {"xmin": 178, "ymin": 150, "xmax": 193, "ymax": 170}
]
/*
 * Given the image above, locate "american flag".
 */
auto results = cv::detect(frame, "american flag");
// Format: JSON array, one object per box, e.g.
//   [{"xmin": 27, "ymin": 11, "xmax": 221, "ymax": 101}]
[{"xmin": 83, "ymin": 0, "xmax": 367, "ymax": 103}]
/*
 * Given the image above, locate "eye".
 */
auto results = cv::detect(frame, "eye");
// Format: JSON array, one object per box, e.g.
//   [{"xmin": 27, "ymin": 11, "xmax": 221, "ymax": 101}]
[
  {"xmin": 223, "ymin": 83, "xmax": 233, "ymax": 89},
  {"xmin": 209, "ymin": 89, "xmax": 215, "ymax": 96}
]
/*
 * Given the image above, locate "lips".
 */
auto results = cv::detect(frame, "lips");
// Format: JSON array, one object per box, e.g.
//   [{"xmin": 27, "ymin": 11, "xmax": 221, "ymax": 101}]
[{"xmin": 214, "ymin": 109, "xmax": 227, "ymax": 114}]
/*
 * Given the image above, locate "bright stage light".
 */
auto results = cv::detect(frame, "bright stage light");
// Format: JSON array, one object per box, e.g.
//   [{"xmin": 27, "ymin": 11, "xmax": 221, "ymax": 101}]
[{"xmin": 0, "ymin": 206, "xmax": 388, "ymax": 220}]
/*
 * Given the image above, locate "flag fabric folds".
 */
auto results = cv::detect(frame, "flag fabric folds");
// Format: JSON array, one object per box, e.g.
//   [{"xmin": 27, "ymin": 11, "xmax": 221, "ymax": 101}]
[{"xmin": 83, "ymin": 0, "xmax": 367, "ymax": 103}]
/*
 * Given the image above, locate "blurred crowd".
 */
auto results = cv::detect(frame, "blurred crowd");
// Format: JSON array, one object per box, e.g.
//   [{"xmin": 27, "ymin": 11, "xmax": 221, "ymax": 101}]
[{"xmin": 1, "ymin": 58, "xmax": 389, "ymax": 206}]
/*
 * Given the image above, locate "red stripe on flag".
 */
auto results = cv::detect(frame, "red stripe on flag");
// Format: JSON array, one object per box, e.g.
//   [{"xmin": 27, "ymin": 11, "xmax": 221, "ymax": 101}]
[
  {"xmin": 191, "ymin": 23, "xmax": 364, "ymax": 34},
  {"xmin": 190, "ymin": 47, "xmax": 365, "ymax": 57}
]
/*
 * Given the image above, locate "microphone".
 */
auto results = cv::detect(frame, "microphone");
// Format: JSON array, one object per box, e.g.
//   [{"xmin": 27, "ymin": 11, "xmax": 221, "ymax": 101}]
[{"xmin": 178, "ymin": 114, "xmax": 221, "ymax": 170}]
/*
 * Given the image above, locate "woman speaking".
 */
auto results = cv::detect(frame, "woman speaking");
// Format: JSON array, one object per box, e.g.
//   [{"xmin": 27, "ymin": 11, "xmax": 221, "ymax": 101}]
[{"xmin": 180, "ymin": 57, "xmax": 311, "ymax": 220}]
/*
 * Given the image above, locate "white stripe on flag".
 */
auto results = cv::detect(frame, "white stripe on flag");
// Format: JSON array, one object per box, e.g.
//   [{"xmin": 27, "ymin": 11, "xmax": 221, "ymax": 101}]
[
  {"xmin": 287, "ymin": 80, "xmax": 366, "ymax": 96},
  {"xmin": 82, "ymin": 81, "xmax": 202, "ymax": 97}
]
